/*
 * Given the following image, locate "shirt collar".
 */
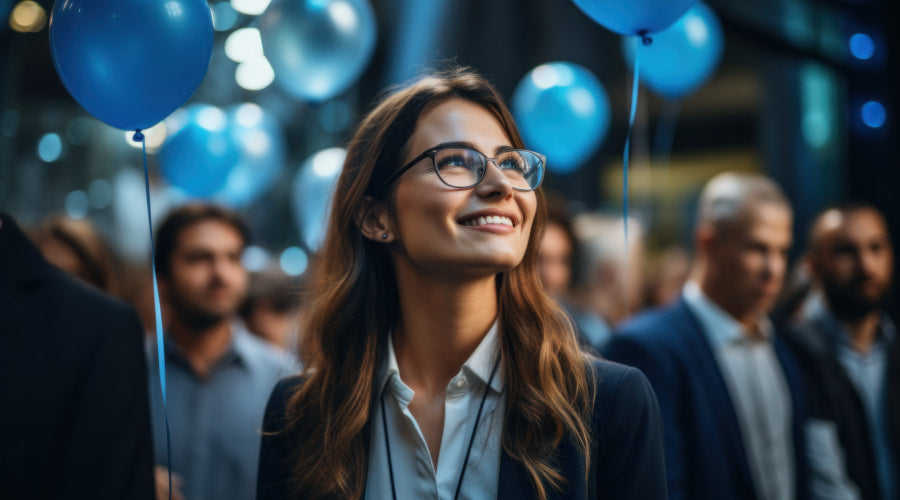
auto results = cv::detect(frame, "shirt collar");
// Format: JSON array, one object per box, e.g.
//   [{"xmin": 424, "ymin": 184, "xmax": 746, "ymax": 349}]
[
  {"xmin": 380, "ymin": 319, "xmax": 503, "ymax": 395},
  {"xmin": 682, "ymin": 281, "xmax": 772, "ymax": 348},
  {"xmin": 164, "ymin": 318, "xmax": 253, "ymax": 371}
]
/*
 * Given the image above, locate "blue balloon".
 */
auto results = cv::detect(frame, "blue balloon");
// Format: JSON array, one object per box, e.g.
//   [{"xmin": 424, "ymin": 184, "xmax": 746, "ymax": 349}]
[
  {"xmin": 50, "ymin": 0, "xmax": 213, "ymax": 131},
  {"xmin": 512, "ymin": 62, "xmax": 611, "ymax": 174},
  {"xmin": 572, "ymin": 0, "xmax": 695, "ymax": 36},
  {"xmin": 622, "ymin": 2, "xmax": 724, "ymax": 99},
  {"xmin": 158, "ymin": 105, "xmax": 239, "ymax": 197},
  {"xmin": 258, "ymin": 0, "xmax": 377, "ymax": 102},
  {"xmin": 292, "ymin": 148, "xmax": 345, "ymax": 251},
  {"xmin": 214, "ymin": 104, "xmax": 286, "ymax": 207}
]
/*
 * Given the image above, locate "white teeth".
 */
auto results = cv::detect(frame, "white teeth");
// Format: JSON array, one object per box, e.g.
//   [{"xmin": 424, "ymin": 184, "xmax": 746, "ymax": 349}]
[{"xmin": 461, "ymin": 215, "xmax": 515, "ymax": 227}]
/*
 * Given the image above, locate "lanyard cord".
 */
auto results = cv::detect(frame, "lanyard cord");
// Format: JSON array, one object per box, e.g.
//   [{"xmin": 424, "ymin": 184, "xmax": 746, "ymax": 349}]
[{"xmin": 380, "ymin": 359, "xmax": 500, "ymax": 500}]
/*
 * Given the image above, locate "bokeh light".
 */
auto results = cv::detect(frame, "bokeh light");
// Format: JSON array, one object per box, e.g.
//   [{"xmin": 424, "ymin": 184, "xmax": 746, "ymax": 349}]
[
  {"xmin": 64, "ymin": 190, "xmax": 89, "ymax": 219},
  {"xmin": 9, "ymin": 0, "xmax": 47, "ymax": 33},
  {"xmin": 231, "ymin": 0, "xmax": 273, "ymax": 16},
  {"xmin": 235, "ymin": 59, "xmax": 275, "ymax": 91},
  {"xmin": 37, "ymin": 133, "xmax": 62, "ymax": 162},
  {"xmin": 279, "ymin": 247, "xmax": 308, "ymax": 276},
  {"xmin": 242, "ymin": 245, "xmax": 271, "ymax": 272},
  {"xmin": 849, "ymin": 33, "xmax": 875, "ymax": 60},
  {"xmin": 225, "ymin": 28, "xmax": 264, "ymax": 63},
  {"xmin": 861, "ymin": 101, "xmax": 886, "ymax": 128}
]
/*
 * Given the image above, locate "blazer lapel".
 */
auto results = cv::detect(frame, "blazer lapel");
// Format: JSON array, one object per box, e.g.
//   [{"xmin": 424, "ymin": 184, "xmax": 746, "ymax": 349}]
[{"xmin": 675, "ymin": 300, "xmax": 758, "ymax": 498}]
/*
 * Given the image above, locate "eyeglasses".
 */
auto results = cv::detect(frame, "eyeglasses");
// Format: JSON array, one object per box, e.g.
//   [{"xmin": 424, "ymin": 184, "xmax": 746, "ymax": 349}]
[{"xmin": 372, "ymin": 145, "xmax": 545, "ymax": 194}]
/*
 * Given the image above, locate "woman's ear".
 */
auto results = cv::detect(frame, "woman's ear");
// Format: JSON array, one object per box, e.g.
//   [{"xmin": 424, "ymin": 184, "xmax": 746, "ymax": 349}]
[{"xmin": 357, "ymin": 196, "xmax": 395, "ymax": 243}]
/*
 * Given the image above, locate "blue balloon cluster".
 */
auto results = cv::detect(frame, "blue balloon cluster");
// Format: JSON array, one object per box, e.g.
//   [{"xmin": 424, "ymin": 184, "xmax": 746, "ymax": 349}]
[
  {"xmin": 50, "ymin": 0, "xmax": 213, "ymax": 131},
  {"xmin": 622, "ymin": 2, "xmax": 724, "ymax": 99},
  {"xmin": 572, "ymin": 0, "xmax": 696, "ymax": 36},
  {"xmin": 292, "ymin": 148, "xmax": 345, "ymax": 251},
  {"xmin": 512, "ymin": 62, "xmax": 611, "ymax": 174},
  {"xmin": 214, "ymin": 104, "xmax": 286, "ymax": 207},
  {"xmin": 158, "ymin": 105, "xmax": 239, "ymax": 197},
  {"xmin": 258, "ymin": 0, "xmax": 377, "ymax": 102}
]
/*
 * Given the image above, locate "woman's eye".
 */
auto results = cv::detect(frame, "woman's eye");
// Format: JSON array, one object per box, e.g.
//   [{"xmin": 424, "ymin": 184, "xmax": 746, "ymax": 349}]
[
  {"xmin": 437, "ymin": 155, "xmax": 469, "ymax": 169},
  {"xmin": 498, "ymin": 156, "xmax": 524, "ymax": 171}
]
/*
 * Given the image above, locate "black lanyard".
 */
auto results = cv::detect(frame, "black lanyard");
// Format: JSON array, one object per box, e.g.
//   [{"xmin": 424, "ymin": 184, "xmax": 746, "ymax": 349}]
[{"xmin": 380, "ymin": 359, "xmax": 500, "ymax": 500}]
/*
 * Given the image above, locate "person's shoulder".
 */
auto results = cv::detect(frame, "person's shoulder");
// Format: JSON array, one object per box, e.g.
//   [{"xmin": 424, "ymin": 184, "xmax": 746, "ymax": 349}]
[
  {"xmin": 614, "ymin": 300, "xmax": 688, "ymax": 341},
  {"xmin": 235, "ymin": 328, "xmax": 300, "ymax": 374},
  {"xmin": 587, "ymin": 358, "xmax": 652, "ymax": 400},
  {"xmin": 586, "ymin": 359, "xmax": 658, "ymax": 428},
  {"xmin": 262, "ymin": 374, "xmax": 306, "ymax": 431}
]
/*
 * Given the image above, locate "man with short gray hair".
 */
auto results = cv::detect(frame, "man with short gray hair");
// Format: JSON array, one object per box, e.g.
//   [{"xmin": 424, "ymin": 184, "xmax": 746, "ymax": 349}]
[{"xmin": 604, "ymin": 172, "xmax": 809, "ymax": 500}]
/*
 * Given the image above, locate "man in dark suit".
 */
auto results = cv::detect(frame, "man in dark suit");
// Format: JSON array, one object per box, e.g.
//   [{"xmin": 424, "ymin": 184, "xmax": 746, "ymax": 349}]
[
  {"xmin": 604, "ymin": 173, "xmax": 808, "ymax": 500},
  {"xmin": 786, "ymin": 204, "xmax": 898, "ymax": 500},
  {"xmin": 0, "ymin": 213, "xmax": 155, "ymax": 499}
]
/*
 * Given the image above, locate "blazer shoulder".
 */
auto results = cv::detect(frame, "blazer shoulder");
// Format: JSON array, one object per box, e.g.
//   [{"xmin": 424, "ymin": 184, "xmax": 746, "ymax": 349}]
[
  {"xmin": 588, "ymin": 359, "xmax": 657, "ymax": 412},
  {"xmin": 614, "ymin": 302, "xmax": 691, "ymax": 342}
]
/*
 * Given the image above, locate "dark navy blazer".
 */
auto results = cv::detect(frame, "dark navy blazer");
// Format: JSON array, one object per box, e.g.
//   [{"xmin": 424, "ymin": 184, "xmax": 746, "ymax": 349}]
[
  {"xmin": 603, "ymin": 299, "xmax": 809, "ymax": 500},
  {"xmin": 257, "ymin": 360, "xmax": 668, "ymax": 499}
]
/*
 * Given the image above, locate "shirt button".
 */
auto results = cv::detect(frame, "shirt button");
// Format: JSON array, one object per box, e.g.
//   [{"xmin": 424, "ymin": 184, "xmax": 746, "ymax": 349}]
[{"xmin": 455, "ymin": 378, "xmax": 466, "ymax": 389}]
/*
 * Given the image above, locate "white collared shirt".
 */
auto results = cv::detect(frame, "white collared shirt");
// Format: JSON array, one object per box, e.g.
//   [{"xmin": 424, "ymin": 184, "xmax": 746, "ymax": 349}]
[
  {"xmin": 365, "ymin": 321, "xmax": 504, "ymax": 500},
  {"xmin": 683, "ymin": 282, "xmax": 795, "ymax": 500}
]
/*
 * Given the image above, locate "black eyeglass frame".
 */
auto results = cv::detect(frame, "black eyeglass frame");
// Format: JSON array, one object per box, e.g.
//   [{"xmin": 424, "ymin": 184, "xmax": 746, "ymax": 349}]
[{"xmin": 370, "ymin": 145, "xmax": 546, "ymax": 196}]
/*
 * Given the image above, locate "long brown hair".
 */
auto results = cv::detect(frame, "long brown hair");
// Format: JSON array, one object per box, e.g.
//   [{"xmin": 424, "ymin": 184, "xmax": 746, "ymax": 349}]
[{"xmin": 284, "ymin": 67, "xmax": 593, "ymax": 499}]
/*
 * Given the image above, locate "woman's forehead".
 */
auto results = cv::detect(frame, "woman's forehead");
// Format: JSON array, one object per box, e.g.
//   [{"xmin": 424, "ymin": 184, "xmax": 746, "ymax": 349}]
[{"xmin": 405, "ymin": 99, "xmax": 511, "ymax": 158}]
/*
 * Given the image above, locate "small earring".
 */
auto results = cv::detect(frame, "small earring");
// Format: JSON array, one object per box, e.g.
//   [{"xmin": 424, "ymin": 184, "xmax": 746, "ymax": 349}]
[{"xmin": 381, "ymin": 233, "xmax": 388, "ymax": 240}]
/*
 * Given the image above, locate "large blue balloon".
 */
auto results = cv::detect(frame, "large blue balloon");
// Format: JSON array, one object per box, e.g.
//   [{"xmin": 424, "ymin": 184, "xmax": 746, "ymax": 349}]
[
  {"xmin": 622, "ymin": 2, "xmax": 724, "ymax": 99},
  {"xmin": 258, "ymin": 0, "xmax": 376, "ymax": 102},
  {"xmin": 158, "ymin": 105, "xmax": 239, "ymax": 197},
  {"xmin": 512, "ymin": 62, "xmax": 611, "ymax": 174},
  {"xmin": 292, "ymin": 148, "xmax": 345, "ymax": 251},
  {"xmin": 50, "ymin": 0, "xmax": 213, "ymax": 131},
  {"xmin": 572, "ymin": 0, "xmax": 695, "ymax": 36},
  {"xmin": 214, "ymin": 104, "xmax": 286, "ymax": 208}
]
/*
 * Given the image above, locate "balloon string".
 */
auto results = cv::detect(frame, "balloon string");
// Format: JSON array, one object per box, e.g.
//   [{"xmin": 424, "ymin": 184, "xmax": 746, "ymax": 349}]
[
  {"xmin": 134, "ymin": 130, "xmax": 173, "ymax": 500},
  {"xmin": 622, "ymin": 39, "xmax": 643, "ymax": 317}
]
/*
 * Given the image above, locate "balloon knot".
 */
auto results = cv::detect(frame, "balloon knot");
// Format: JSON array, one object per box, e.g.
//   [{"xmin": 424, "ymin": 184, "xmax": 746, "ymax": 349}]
[
  {"xmin": 638, "ymin": 30, "xmax": 653, "ymax": 46},
  {"xmin": 132, "ymin": 130, "xmax": 145, "ymax": 142}
]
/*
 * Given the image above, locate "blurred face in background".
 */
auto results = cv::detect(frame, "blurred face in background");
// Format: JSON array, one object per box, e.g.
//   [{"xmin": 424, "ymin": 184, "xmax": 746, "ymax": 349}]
[
  {"xmin": 701, "ymin": 202, "xmax": 792, "ymax": 323},
  {"xmin": 538, "ymin": 221, "xmax": 573, "ymax": 297},
  {"xmin": 162, "ymin": 220, "xmax": 248, "ymax": 330},
  {"xmin": 810, "ymin": 208, "xmax": 893, "ymax": 320},
  {"xmin": 38, "ymin": 236, "xmax": 90, "ymax": 283}
]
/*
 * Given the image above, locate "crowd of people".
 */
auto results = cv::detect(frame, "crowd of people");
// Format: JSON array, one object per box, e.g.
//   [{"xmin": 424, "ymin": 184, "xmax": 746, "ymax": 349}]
[{"xmin": 1, "ymin": 66, "xmax": 896, "ymax": 499}]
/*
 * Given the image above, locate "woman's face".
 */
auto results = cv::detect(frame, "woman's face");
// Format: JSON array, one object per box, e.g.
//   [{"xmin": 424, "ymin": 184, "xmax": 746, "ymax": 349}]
[{"xmin": 389, "ymin": 98, "xmax": 538, "ymax": 279}]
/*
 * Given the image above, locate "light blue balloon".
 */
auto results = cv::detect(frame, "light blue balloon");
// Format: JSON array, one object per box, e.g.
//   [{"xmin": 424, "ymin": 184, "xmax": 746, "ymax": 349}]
[
  {"xmin": 512, "ymin": 62, "xmax": 611, "ymax": 174},
  {"xmin": 292, "ymin": 148, "xmax": 346, "ymax": 251},
  {"xmin": 622, "ymin": 2, "xmax": 724, "ymax": 99},
  {"xmin": 158, "ymin": 105, "xmax": 239, "ymax": 197},
  {"xmin": 258, "ymin": 0, "xmax": 377, "ymax": 102},
  {"xmin": 572, "ymin": 0, "xmax": 695, "ymax": 36},
  {"xmin": 214, "ymin": 104, "xmax": 286, "ymax": 207}
]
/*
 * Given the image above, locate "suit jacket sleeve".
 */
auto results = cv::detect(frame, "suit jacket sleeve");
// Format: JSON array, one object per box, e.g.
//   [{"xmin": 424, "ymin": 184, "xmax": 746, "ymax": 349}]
[
  {"xmin": 257, "ymin": 376, "xmax": 301, "ymax": 500},
  {"xmin": 57, "ymin": 303, "xmax": 155, "ymax": 499},
  {"xmin": 604, "ymin": 336, "xmax": 684, "ymax": 500},
  {"xmin": 595, "ymin": 364, "xmax": 668, "ymax": 499}
]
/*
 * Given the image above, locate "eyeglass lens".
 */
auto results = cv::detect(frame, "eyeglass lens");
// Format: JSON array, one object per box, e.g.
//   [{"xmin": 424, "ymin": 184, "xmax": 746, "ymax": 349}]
[{"xmin": 432, "ymin": 147, "xmax": 543, "ymax": 190}]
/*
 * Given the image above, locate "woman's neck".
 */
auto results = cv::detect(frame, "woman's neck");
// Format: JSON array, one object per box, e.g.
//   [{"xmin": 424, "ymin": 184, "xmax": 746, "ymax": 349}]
[{"xmin": 391, "ymin": 267, "xmax": 498, "ymax": 398}]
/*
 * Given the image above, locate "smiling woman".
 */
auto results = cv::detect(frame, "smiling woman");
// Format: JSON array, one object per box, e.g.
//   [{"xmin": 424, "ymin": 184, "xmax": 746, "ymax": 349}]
[{"xmin": 256, "ymin": 67, "xmax": 667, "ymax": 500}]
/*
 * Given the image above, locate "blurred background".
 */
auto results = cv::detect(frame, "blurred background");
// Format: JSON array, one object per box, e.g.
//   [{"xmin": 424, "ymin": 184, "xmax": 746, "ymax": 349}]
[{"xmin": 1, "ymin": 0, "xmax": 897, "ymax": 313}]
